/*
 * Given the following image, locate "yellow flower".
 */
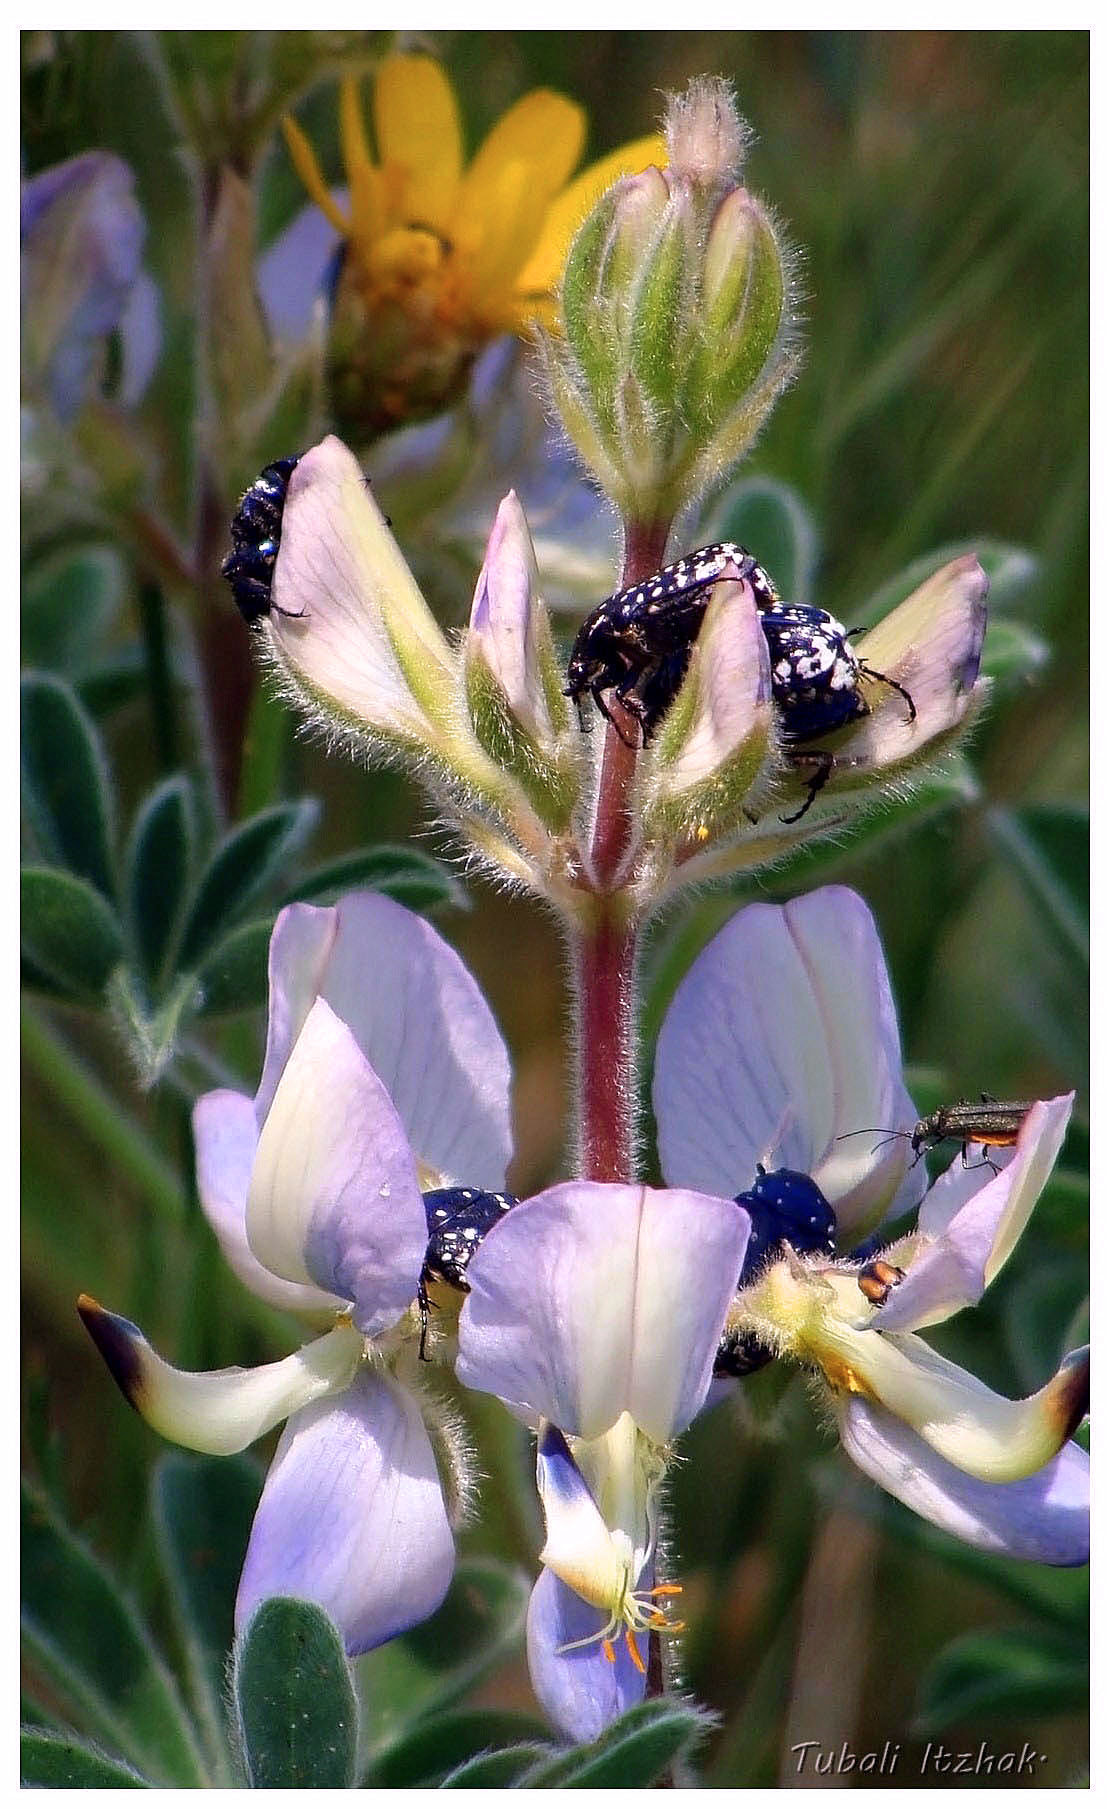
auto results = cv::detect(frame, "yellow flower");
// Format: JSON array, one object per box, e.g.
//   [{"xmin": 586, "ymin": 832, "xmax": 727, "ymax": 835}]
[{"xmin": 282, "ymin": 54, "xmax": 666, "ymax": 433}]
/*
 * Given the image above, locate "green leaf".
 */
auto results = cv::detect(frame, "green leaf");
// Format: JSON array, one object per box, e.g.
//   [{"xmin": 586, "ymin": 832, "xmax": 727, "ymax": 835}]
[
  {"xmin": 178, "ymin": 799, "xmax": 319, "ymax": 968},
  {"xmin": 21, "ymin": 1483, "xmax": 207, "ymax": 1785},
  {"xmin": 21, "ymin": 546, "xmax": 127, "ymax": 670},
  {"xmin": 358, "ymin": 1560, "xmax": 530, "ymax": 1746},
  {"xmin": 124, "ymin": 777, "xmax": 197, "ymax": 983},
  {"xmin": 153, "ymin": 1453, "xmax": 262, "ymax": 1781},
  {"xmin": 441, "ymin": 1744, "xmax": 554, "ymax": 1786},
  {"xmin": 233, "ymin": 1596, "xmax": 358, "ymax": 1789},
  {"xmin": 21, "ymin": 671, "xmax": 117, "ymax": 898},
  {"xmin": 20, "ymin": 1729, "xmax": 151, "ymax": 1788},
  {"xmin": 860, "ymin": 539, "xmax": 1039, "ymax": 626},
  {"xmin": 702, "ymin": 474, "xmax": 821, "ymax": 600},
  {"xmin": 988, "ymin": 803, "xmax": 1088, "ymax": 967},
  {"xmin": 285, "ymin": 843, "xmax": 469, "ymax": 914},
  {"xmin": 913, "ymin": 1625, "xmax": 1088, "ymax": 1733},
  {"xmin": 364, "ymin": 1710, "xmax": 552, "ymax": 1787},
  {"xmin": 107, "ymin": 967, "xmax": 202, "ymax": 1088},
  {"xmin": 195, "ymin": 917, "xmax": 273, "ymax": 1016},
  {"xmin": 21, "ymin": 866, "xmax": 124, "ymax": 996},
  {"xmin": 519, "ymin": 1698, "xmax": 713, "ymax": 1787}
]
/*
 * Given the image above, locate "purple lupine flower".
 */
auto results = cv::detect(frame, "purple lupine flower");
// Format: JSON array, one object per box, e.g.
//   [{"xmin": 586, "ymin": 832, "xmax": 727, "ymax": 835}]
[
  {"xmin": 21, "ymin": 151, "xmax": 158, "ymax": 421},
  {"xmin": 80, "ymin": 890, "xmax": 513, "ymax": 1653},
  {"xmin": 456, "ymin": 1180, "xmax": 750, "ymax": 1742},
  {"xmin": 653, "ymin": 885, "xmax": 1089, "ymax": 1565}
]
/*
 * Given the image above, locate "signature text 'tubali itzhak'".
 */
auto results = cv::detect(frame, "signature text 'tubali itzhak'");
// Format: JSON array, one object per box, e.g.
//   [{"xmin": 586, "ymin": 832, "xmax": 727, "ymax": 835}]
[{"xmin": 789, "ymin": 1740, "xmax": 1047, "ymax": 1779}]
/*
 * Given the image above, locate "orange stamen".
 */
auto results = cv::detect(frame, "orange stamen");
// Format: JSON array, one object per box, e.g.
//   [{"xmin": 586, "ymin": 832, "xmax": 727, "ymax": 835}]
[
  {"xmin": 601, "ymin": 1637, "xmax": 616, "ymax": 1665},
  {"xmin": 625, "ymin": 1629, "xmax": 647, "ymax": 1674}
]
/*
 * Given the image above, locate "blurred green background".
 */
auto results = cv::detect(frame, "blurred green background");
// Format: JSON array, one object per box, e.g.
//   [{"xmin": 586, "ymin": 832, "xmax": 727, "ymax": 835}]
[{"xmin": 22, "ymin": 30, "xmax": 1087, "ymax": 1788}]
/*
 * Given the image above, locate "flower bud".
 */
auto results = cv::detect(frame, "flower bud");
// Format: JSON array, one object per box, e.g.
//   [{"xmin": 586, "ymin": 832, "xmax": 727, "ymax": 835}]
[
  {"xmin": 640, "ymin": 580, "xmax": 775, "ymax": 849},
  {"xmin": 545, "ymin": 79, "xmax": 796, "ymax": 531},
  {"xmin": 464, "ymin": 492, "xmax": 578, "ymax": 828}
]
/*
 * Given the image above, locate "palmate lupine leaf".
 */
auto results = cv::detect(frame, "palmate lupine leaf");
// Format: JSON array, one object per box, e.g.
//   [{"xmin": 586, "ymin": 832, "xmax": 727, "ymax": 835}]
[
  {"xmin": 20, "ymin": 1730, "xmax": 153, "ymax": 1788},
  {"xmin": 152, "ymin": 1452, "xmax": 263, "ymax": 1782},
  {"xmin": 362, "ymin": 1709, "xmax": 551, "ymax": 1787},
  {"xmin": 21, "ymin": 1483, "xmax": 208, "ymax": 1786},
  {"xmin": 21, "ymin": 671, "xmax": 117, "ymax": 899}
]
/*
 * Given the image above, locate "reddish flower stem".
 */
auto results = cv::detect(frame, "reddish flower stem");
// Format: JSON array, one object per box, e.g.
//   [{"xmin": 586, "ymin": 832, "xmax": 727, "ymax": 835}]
[{"xmin": 574, "ymin": 516, "xmax": 671, "ymax": 1184}]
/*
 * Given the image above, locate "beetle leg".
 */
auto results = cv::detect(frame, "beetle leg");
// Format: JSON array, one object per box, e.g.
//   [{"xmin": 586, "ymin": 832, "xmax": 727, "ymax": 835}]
[
  {"xmin": 780, "ymin": 749, "xmax": 835, "ymax": 823},
  {"xmin": 859, "ymin": 662, "xmax": 916, "ymax": 725}
]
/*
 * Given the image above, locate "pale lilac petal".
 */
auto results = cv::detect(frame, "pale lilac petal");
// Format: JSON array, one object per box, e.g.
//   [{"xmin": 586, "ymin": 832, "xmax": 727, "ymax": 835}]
[
  {"xmin": 257, "ymin": 195, "xmax": 345, "ymax": 341},
  {"xmin": 839, "ymin": 1396, "xmax": 1089, "ymax": 1565},
  {"xmin": 246, "ymin": 999, "xmax": 426, "ymax": 1335},
  {"xmin": 847, "ymin": 555, "xmax": 989, "ymax": 766},
  {"xmin": 236, "ymin": 1369, "xmax": 455, "ymax": 1653},
  {"xmin": 873, "ymin": 1094, "xmax": 1074, "ymax": 1332},
  {"xmin": 78, "ymin": 1299, "xmax": 361, "ymax": 1456},
  {"xmin": 646, "ymin": 580, "xmax": 772, "ymax": 793},
  {"xmin": 193, "ymin": 1088, "xmax": 342, "ymax": 1317},
  {"xmin": 310, "ymin": 891, "xmax": 512, "ymax": 1186},
  {"xmin": 655, "ymin": 888, "xmax": 921, "ymax": 1234},
  {"xmin": 256, "ymin": 892, "xmax": 512, "ymax": 1185},
  {"xmin": 457, "ymin": 1183, "xmax": 748, "ymax": 1444},
  {"xmin": 267, "ymin": 435, "xmax": 455, "ymax": 738},
  {"xmin": 255, "ymin": 902, "xmax": 338, "ymax": 1126},
  {"xmin": 468, "ymin": 490, "xmax": 555, "ymax": 744},
  {"xmin": 526, "ymin": 1567, "xmax": 647, "ymax": 1744}
]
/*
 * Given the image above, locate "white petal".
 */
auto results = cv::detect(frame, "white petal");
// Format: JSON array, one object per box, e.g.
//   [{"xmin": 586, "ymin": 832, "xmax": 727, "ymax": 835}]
[
  {"xmin": 655, "ymin": 887, "xmax": 921, "ymax": 1233},
  {"xmin": 647, "ymin": 581, "xmax": 772, "ymax": 791},
  {"xmin": 78, "ymin": 1298, "xmax": 361, "ymax": 1455},
  {"xmin": 536, "ymin": 1422, "xmax": 626, "ymax": 1611},
  {"xmin": 255, "ymin": 901, "xmax": 338, "ymax": 1126},
  {"xmin": 267, "ymin": 435, "xmax": 455, "ymax": 739},
  {"xmin": 193, "ymin": 1088, "xmax": 342, "ymax": 1317},
  {"xmin": 457, "ymin": 1182, "xmax": 748, "ymax": 1444},
  {"xmin": 246, "ymin": 999, "xmax": 426, "ymax": 1335},
  {"xmin": 837, "ymin": 1328, "xmax": 1089, "ymax": 1482},
  {"xmin": 236, "ymin": 1369, "xmax": 455, "ymax": 1654},
  {"xmin": 839, "ymin": 1396, "xmax": 1089, "ymax": 1566}
]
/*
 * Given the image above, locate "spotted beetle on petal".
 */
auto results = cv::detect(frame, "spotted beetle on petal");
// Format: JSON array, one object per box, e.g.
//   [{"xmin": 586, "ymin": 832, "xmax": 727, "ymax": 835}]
[
  {"xmin": 419, "ymin": 1187, "xmax": 518, "ymax": 1358},
  {"xmin": 565, "ymin": 541, "xmax": 779, "ymax": 744},
  {"xmin": 221, "ymin": 455, "xmax": 303, "ymax": 625}
]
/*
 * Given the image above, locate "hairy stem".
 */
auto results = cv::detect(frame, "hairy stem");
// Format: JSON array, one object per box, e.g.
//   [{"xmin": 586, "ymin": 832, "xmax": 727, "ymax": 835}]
[
  {"xmin": 574, "ymin": 515, "xmax": 672, "ymax": 1182},
  {"xmin": 574, "ymin": 902, "xmax": 639, "ymax": 1182}
]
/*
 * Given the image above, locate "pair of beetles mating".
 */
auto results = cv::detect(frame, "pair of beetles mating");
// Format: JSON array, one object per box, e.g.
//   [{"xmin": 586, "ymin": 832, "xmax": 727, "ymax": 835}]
[
  {"xmin": 565, "ymin": 540, "xmax": 917, "ymax": 822},
  {"xmin": 223, "ymin": 460, "xmax": 916, "ymax": 825}
]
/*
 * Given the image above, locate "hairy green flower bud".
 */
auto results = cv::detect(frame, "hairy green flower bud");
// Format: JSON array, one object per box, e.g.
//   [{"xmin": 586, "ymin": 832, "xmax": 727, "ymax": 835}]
[{"xmin": 545, "ymin": 79, "xmax": 797, "ymax": 535}]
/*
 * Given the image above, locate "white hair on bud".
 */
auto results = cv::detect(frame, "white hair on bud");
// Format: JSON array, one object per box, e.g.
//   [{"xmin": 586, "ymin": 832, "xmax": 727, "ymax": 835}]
[{"xmin": 665, "ymin": 76, "xmax": 751, "ymax": 191}]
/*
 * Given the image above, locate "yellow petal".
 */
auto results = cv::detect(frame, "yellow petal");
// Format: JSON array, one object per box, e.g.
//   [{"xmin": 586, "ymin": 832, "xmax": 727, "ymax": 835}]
[
  {"xmin": 281, "ymin": 115, "xmax": 352, "ymax": 238},
  {"xmin": 339, "ymin": 77, "xmax": 385, "ymax": 246},
  {"xmin": 463, "ymin": 158, "xmax": 547, "ymax": 316},
  {"xmin": 373, "ymin": 53, "xmax": 463, "ymax": 232},
  {"xmin": 458, "ymin": 90, "xmax": 586, "ymax": 259},
  {"xmin": 515, "ymin": 132, "xmax": 669, "ymax": 302}
]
